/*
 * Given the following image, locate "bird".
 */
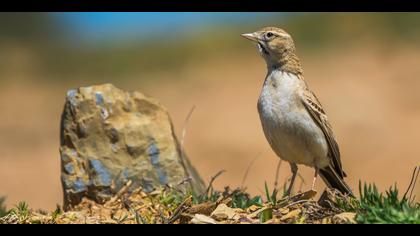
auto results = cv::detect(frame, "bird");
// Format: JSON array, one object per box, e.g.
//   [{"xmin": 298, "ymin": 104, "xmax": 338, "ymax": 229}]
[{"xmin": 241, "ymin": 27, "xmax": 354, "ymax": 197}]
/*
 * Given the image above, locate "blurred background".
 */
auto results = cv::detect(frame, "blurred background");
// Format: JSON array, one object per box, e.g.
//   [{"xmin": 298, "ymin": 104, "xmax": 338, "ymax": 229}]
[{"xmin": 1, "ymin": 12, "xmax": 420, "ymax": 210}]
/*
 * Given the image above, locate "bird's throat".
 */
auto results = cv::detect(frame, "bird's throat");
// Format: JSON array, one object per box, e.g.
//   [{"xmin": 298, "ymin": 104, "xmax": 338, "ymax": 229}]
[{"xmin": 258, "ymin": 42, "xmax": 269, "ymax": 55}]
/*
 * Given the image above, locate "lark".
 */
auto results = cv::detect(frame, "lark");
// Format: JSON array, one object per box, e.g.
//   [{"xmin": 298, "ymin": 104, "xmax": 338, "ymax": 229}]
[{"xmin": 242, "ymin": 27, "xmax": 353, "ymax": 196}]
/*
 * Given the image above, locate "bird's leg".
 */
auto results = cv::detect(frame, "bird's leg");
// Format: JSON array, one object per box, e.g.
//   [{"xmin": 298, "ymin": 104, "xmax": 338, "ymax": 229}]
[
  {"xmin": 285, "ymin": 163, "xmax": 298, "ymax": 197},
  {"xmin": 311, "ymin": 168, "xmax": 319, "ymax": 191}
]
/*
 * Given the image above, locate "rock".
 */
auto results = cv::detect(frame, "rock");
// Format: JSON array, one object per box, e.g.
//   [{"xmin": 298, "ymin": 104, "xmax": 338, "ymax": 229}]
[
  {"xmin": 60, "ymin": 83, "xmax": 205, "ymax": 209},
  {"xmin": 210, "ymin": 204, "xmax": 240, "ymax": 221},
  {"xmin": 332, "ymin": 212, "xmax": 356, "ymax": 224},
  {"xmin": 191, "ymin": 214, "xmax": 219, "ymax": 224}
]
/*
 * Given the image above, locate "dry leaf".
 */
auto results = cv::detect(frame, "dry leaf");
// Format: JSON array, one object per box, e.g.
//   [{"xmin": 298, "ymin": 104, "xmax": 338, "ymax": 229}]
[
  {"xmin": 191, "ymin": 214, "xmax": 219, "ymax": 224},
  {"xmin": 211, "ymin": 204, "xmax": 239, "ymax": 221},
  {"xmin": 280, "ymin": 209, "xmax": 301, "ymax": 221}
]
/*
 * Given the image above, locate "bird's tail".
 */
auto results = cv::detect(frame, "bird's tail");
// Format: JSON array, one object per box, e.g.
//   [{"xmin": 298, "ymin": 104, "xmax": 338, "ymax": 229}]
[{"xmin": 319, "ymin": 166, "xmax": 354, "ymax": 197}]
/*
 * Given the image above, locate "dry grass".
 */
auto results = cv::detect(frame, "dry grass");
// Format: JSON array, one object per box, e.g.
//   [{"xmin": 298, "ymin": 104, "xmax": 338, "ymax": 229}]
[{"xmin": 0, "ymin": 186, "xmax": 356, "ymax": 224}]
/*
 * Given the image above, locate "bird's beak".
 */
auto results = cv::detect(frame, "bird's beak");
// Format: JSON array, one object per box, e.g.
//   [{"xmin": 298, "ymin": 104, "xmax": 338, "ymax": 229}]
[{"xmin": 241, "ymin": 32, "xmax": 259, "ymax": 42}]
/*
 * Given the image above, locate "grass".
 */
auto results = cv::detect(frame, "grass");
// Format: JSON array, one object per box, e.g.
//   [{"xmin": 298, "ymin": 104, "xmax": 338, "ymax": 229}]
[
  {"xmin": 335, "ymin": 167, "xmax": 420, "ymax": 224},
  {"xmin": 355, "ymin": 182, "xmax": 420, "ymax": 224},
  {"xmin": 264, "ymin": 181, "xmax": 282, "ymax": 206},
  {"xmin": 331, "ymin": 181, "xmax": 420, "ymax": 224},
  {"xmin": 187, "ymin": 170, "xmax": 265, "ymax": 210},
  {"xmin": 188, "ymin": 184, "xmax": 263, "ymax": 210}
]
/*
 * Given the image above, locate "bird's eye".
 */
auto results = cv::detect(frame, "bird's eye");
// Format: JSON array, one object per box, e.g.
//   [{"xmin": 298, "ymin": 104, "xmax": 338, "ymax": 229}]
[{"xmin": 266, "ymin": 32, "xmax": 274, "ymax": 38}]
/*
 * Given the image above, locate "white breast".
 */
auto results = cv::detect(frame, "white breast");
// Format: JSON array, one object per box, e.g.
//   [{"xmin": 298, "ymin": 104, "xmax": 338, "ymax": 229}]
[{"xmin": 257, "ymin": 70, "xmax": 330, "ymax": 168}]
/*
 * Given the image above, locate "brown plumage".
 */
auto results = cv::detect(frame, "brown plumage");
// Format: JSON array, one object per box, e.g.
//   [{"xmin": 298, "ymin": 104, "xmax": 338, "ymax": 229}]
[{"xmin": 242, "ymin": 27, "xmax": 353, "ymax": 196}]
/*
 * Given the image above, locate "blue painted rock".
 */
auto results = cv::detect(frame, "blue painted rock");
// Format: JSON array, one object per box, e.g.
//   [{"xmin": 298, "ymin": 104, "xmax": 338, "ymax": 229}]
[{"xmin": 60, "ymin": 84, "xmax": 205, "ymax": 209}]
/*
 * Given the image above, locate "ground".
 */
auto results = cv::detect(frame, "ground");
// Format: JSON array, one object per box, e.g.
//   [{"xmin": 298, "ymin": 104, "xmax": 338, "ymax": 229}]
[{"xmin": 1, "ymin": 171, "xmax": 419, "ymax": 224}]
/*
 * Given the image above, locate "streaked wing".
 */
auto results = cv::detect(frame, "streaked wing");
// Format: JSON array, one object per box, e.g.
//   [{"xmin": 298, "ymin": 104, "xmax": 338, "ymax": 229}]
[{"xmin": 301, "ymin": 87, "xmax": 345, "ymax": 178}]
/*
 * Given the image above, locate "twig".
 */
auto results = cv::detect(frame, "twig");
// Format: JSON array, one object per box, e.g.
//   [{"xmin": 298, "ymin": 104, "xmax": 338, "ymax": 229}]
[
  {"xmin": 273, "ymin": 160, "xmax": 283, "ymax": 190},
  {"xmin": 177, "ymin": 176, "xmax": 193, "ymax": 187},
  {"xmin": 219, "ymin": 187, "xmax": 245, "ymax": 205},
  {"xmin": 408, "ymin": 166, "xmax": 420, "ymax": 203},
  {"xmin": 180, "ymin": 105, "xmax": 196, "ymax": 153},
  {"xmin": 205, "ymin": 170, "xmax": 226, "ymax": 196},
  {"xmin": 158, "ymin": 209, "xmax": 169, "ymax": 224},
  {"xmin": 240, "ymin": 153, "xmax": 261, "ymax": 189},
  {"xmin": 134, "ymin": 211, "xmax": 141, "ymax": 224},
  {"xmin": 282, "ymin": 199, "xmax": 312, "ymax": 209},
  {"xmin": 162, "ymin": 176, "xmax": 193, "ymax": 195},
  {"xmin": 105, "ymin": 180, "xmax": 132, "ymax": 206},
  {"xmin": 179, "ymin": 105, "xmax": 196, "ymax": 186},
  {"xmin": 403, "ymin": 166, "xmax": 419, "ymax": 201},
  {"xmin": 166, "ymin": 196, "xmax": 192, "ymax": 224}
]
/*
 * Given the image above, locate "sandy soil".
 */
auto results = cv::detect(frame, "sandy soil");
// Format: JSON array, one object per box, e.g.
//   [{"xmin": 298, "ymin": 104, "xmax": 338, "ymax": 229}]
[{"xmin": 1, "ymin": 44, "xmax": 420, "ymax": 210}]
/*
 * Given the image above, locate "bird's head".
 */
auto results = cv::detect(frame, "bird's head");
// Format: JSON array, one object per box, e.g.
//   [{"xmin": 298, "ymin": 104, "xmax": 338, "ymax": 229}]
[{"xmin": 242, "ymin": 27, "xmax": 301, "ymax": 72}]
